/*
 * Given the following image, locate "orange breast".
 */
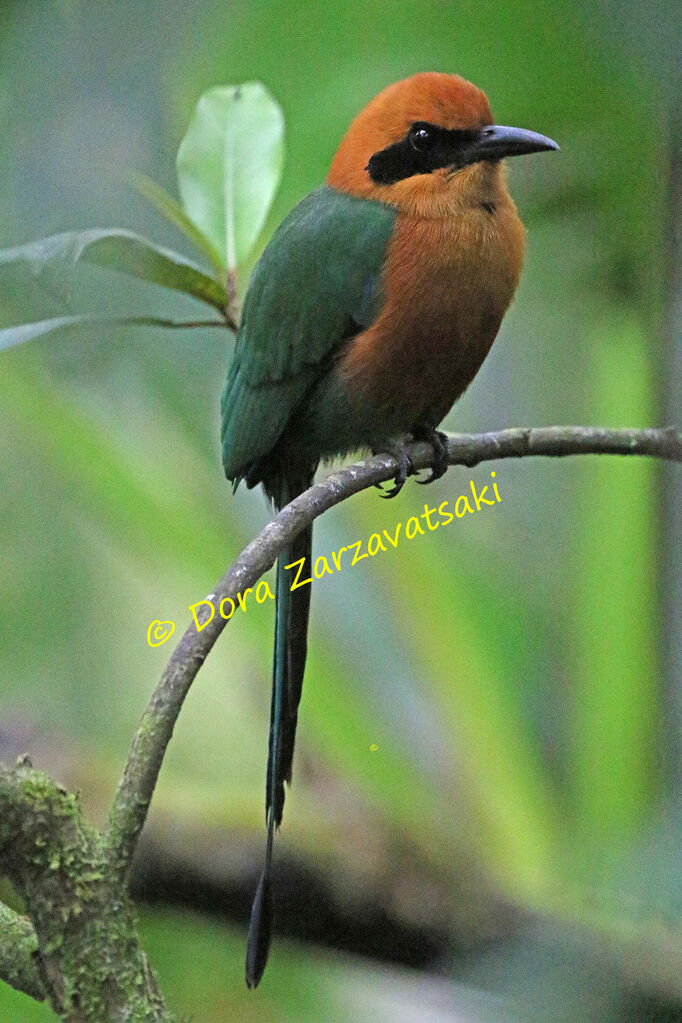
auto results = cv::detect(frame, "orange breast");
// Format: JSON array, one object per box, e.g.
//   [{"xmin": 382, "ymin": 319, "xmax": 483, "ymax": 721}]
[{"xmin": 338, "ymin": 173, "xmax": 526, "ymax": 430}]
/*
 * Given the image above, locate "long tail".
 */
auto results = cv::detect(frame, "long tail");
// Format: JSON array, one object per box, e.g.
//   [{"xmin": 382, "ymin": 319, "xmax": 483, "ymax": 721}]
[{"xmin": 245, "ymin": 480, "xmax": 312, "ymax": 989}]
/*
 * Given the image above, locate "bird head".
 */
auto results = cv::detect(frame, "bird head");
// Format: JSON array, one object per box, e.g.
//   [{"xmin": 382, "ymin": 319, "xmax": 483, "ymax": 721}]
[{"xmin": 327, "ymin": 72, "xmax": 558, "ymax": 215}]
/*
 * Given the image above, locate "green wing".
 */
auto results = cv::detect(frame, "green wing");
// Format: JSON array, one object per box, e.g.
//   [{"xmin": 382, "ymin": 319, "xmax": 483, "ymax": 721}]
[{"xmin": 221, "ymin": 185, "xmax": 396, "ymax": 480}]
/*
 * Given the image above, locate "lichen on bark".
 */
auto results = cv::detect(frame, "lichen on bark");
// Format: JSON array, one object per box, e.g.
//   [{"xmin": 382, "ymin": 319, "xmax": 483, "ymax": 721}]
[{"xmin": 0, "ymin": 758, "xmax": 171, "ymax": 1022}]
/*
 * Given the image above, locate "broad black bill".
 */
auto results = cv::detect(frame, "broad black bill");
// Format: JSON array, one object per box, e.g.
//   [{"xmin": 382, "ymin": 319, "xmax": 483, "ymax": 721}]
[{"xmin": 469, "ymin": 124, "xmax": 559, "ymax": 162}]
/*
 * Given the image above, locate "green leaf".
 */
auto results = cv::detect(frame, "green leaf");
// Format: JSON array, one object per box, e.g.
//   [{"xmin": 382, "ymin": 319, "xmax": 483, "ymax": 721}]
[
  {"xmin": 0, "ymin": 314, "xmax": 227, "ymax": 351},
  {"xmin": 124, "ymin": 169, "xmax": 225, "ymax": 273},
  {"xmin": 0, "ymin": 229, "xmax": 228, "ymax": 313},
  {"xmin": 176, "ymin": 82, "xmax": 285, "ymax": 270}
]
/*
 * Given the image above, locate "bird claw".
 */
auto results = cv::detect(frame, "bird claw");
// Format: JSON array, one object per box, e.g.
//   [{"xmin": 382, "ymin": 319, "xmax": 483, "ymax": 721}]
[
  {"xmin": 375, "ymin": 443, "xmax": 413, "ymax": 498},
  {"xmin": 414, "ymin": 428, "xmax": 449, "ymax": 485},
  {"xmin": 375, "ymin": 429, "xmax": 449, "ymax": 497},
  {"xmin": 380, "ymin": 479, "xmax": 405, "ymax": 499}
]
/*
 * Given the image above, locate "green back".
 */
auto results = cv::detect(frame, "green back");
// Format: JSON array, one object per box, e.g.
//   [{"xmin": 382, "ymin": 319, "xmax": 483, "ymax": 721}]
[{"xmin": 221, "ymin": 185, "xmax": 396, "ymax": 479}]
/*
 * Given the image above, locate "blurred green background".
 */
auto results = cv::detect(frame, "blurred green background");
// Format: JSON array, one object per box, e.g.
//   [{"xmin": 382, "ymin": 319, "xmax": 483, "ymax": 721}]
[{"xmin": 1, "ymin": 1, "xmax": 680, "ymax": 1020}]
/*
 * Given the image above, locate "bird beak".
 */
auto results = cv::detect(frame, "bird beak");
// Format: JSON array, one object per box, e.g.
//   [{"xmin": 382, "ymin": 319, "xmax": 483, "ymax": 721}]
[{"xmin": 470, "ymin": 125, "xmax": 560, "ymax": 162}]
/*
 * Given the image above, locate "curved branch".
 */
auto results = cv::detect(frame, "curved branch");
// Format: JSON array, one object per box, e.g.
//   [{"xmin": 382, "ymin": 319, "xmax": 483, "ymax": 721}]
[{"xmin": 104, "ymin": 424, "xmax": 682, "ymax": 875}]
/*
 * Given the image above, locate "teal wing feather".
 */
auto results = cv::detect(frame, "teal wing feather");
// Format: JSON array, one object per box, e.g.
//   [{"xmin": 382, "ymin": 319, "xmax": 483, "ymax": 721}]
[{"xmin": 220, "ymin": 185, "xmax": 396, "ymax": 481}]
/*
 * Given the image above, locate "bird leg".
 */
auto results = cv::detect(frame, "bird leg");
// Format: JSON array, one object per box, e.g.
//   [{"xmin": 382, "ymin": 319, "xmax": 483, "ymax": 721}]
[
  {"xmin": 374, "ymin": 440, "xmax": 414, "ymax": 499},
  {"xmin": 413, "ymin": 426, "xmax": 450, "ymax": 485}
]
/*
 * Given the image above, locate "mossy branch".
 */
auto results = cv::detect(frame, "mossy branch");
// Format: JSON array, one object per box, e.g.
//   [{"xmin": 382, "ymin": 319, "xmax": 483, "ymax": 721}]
[
  {"xmin": 0, "ymin": 899, "xmax": 44, "ymax": 1002},
  {"xmin": 0, "ymin": 758, "xmax": 170, "ymax": 1021},
  {"xmin": 1, "ymin": 424, "xmax": 680, "ymax": 1019}
]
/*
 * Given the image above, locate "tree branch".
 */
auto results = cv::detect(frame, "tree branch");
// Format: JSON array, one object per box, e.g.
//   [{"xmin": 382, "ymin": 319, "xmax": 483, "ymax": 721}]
[
  {"xmin": 2, "ymin": 424, "xmax": 679, "ymax": 1013},
  {"xmin": 104, "ymin": 424, "xmax": 682, "ymax": 876},
  {"xmin": 0, "ymin": 900, "xmax": 44, "ymax": 1003},
  {"xmin": 0, "ymin": 758, "xmax": 169, "ymax": 1020}
]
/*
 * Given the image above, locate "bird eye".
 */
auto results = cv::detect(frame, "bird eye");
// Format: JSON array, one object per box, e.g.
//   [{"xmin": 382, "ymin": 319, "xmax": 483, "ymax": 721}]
[{"xmin": 409, "ymin": 125, "xmax": 432, "ymax": 151}]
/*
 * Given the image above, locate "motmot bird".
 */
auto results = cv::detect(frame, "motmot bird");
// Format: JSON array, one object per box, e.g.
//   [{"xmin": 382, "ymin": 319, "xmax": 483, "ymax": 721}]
[{"xmin": 220, "ymin": 72, "xmax": 558, "ymax": 987}]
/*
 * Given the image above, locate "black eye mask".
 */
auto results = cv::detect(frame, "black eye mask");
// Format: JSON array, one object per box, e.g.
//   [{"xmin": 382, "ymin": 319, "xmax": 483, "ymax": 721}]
[
  {"xmin": 366, "ymin": 122, "xmax": 480, "ymax": 184},
  {"xmin": 366, "ymin": 121, "xmax": 559, "ymax": 185}
]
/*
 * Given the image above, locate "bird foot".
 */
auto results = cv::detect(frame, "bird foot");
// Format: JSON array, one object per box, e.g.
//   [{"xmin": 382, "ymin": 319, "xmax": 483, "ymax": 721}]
[
  {"xmin": 374, "ymin": 441, "xmax": 414, "ymax": 499},
  {"xmin": 414, "ymin": 427, "xmax": 449, "ymax": 485}
]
